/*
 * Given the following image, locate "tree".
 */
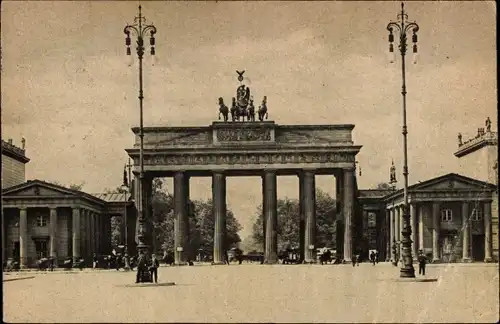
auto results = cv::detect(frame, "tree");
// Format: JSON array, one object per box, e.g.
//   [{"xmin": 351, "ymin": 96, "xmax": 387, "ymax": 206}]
[
  {"xmin": 52, "ymin": 181, "xmax": 85, "ymax": 191},
  {"xmin": 251, "ymin": 189, "xmax": 337, "ymax": 251},
  {"xmin": 376, "ymin": 183, "xmax": 392, "ymax": 190}
]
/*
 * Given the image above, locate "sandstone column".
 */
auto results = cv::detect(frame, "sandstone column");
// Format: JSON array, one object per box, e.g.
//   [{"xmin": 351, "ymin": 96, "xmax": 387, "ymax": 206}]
[
  {"xmin": 484, "ymin": 201, "xmax": 493, "ymax": 262},
  {"xmin": 261, "ymin": 174, "xmax": 267, "ymax": 254},
  {"xmin": 2, "ymin": 208, "xmax": 5, "ymax": 264},
  {"xmin": 85, "ymin": 210, "xmax": 91, "ymax": 259},
  {"xmin": 263, "ymin": 170, "xmax": 278, "ymax": 264},
  {"xmin": 410, "ymin": 203, "xmax": 418, "ymax": 260},
  {"xmin": 418, "ymin": 205, "xmax": 425, "ymax": 251},
  {"xmin": 72, "ymin": 208, "xmax": 81, "ymax": 262},
  {"xmin": 212, "ymin": 172, "xmax": 227, "ymax": 264},
  {"xmin": 335, "ymin": 171, "xmax": 344, "ymax": 260},
  {"xmin": 19, "ymin": 207, "xmax": 28, "ymax": 268},
  {"xmin": 49, "ymin": 207, "xmax": 58, "ymax": 265},
  {"xmin": 303, "ymin": 170, "xmax": 316, "ymax": 263},
  {"xmin": 343, "ymin": 168, "xmax": 354, "ymax": 262},
  {"xmin": 144, "ymin": 176, "xmax": 153, "ymax": 251},
  {"xmin": 394, "ymin": 207, "xmax": 400, "ymax": 261},
  {"xmin": 390, "ymin": 208, "xmax": 395, "ymax": 262},
  {"xmin": 386, "ymin": 209, "xmax": 391, "ymax": 261},
  {"xmin": 298, "ymin": 172, "xmax": 305, "ymax": 262},
  {"xmin": 399, "ymin": 206, "xmax": 404, "ymax": 260},
  {"xmin": 432, "ymin": 202, "xmax": 441, "ymax": 262},
  {"xmin": 174, "ymin": 172, "xmax": 188, "ymax": 265},
  {"xmin": 462, "ymin": 202, "xmax": 471, "ymax": 262}
]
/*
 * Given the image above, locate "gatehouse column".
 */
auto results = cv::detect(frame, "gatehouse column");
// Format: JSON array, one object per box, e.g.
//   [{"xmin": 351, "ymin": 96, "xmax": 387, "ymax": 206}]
[
  {"xmin": 263, "ymin": 170, "xmax": 278, "ymax": 264},
  {"xmin": 432, "ymin": 202, "xmax": 441, "ymax": 262},
  {"xmin": 462, "ymin": 202, "xmax": 471, "ymax": 262},
  {"xmin": 335, "ymin": 171, "xmax": 344, "ymax": 260},
  {"xmin": 1, "ymin": 208, "xmax": 5, "ymax": 264},
  {"xmin": 399, "ymin": 206, "xmax": 404, "ymax": 260},
  {"xmin": 96, "ymin": 212, "xmax": 101, "ymax": 254},
  {"xmin": 262, "ymin": 175, "xmax": 267, "ymax": 254},
  {"xmin": 390, "ymin": 208, "xmax": 395, "ymax": 261},
  {"xmin": 410, "ymin": 203, "xmax": 418, "ymax": 260},
  {"xmin": 49, "ymin": 207, "xmax": 58, "ymax": 266},
  {"xmin": 212, "ymin": 172, "xmax": 226, "ymax": 264},
  {"xmin": 385, "ymin": 209, "xmax": 390, "ymax": 261},
  {"xmin": 395, "ymin": 206, "xmax": 400, "ymax": 260},
  {"xmin": 19, "ymin": 207, "xmax": 28, "ymax": 268},
  {"xmin": 174, "ymin": 172, "xmax": 188, "ymax": 265},
  {"xmin": 418, "ymin": 205, "xmax": 425, "ymax": 250},
  {"xmin": 298, "ymin": 172, "xmax": 305, "ymax": 262},
  {"xmin": 303, "ymin": 170, "xmax": 316, "ymax": 263},
  {"xmin": 484, "ymin": 201, "xmax": 492, "ymax": 262},
  {"xmin": 184, "ymin": 176, "xmax": 191, "ymax": 261},
  {"xmin": 85, "ymin": 210, "xmax": 91, "ymax": 259},
  {"xmin": 343, "ymin": 168, "xmax": 355, "ymax": 262},
  {"xmin": 144, "ymin": 176, "xmax": 154, "ymax": 251},
  {"xmin": 72, "ymin": 207, "xmax": 81, "ymax": 262}
]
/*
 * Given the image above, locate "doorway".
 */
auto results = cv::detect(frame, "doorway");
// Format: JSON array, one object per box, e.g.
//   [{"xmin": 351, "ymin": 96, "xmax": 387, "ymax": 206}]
[
  {"xmin": 12, "ymin": 241, "xmax": 20, "ymax": 260},
  {"xmin": 471, "ymin": 234, "xmax": 485, "ymax": 262}
]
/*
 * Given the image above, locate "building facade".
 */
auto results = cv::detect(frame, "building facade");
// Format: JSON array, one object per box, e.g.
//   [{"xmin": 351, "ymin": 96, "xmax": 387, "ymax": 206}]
[
  {"xmin": 1, "ymin": 138, "xmax": 29, "ymax": 189},
  {"xmin": 2, "ymin": 180, "xmax": 135, "ymax": 268},
  {"xmin": 454, "ymin": 118, "xmax": 498, "ymax": 261}
]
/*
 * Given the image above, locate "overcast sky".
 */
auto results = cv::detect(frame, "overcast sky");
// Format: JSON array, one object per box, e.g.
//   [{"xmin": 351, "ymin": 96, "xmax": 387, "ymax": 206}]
[{"xmin": 2, "ymin": 1, "xmax": 496, "ymax": 238}]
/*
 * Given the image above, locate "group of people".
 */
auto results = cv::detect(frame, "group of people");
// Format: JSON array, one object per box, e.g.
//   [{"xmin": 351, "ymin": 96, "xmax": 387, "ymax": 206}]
[{"xmin": 135, "ymin": 253, "xmax": 160, "ymax": 284}]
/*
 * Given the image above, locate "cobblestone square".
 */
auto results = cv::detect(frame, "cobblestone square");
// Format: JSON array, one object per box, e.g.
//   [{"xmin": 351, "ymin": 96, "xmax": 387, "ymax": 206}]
[{"xmin": 4, "ymin": 263, "xmax": 499, "ymax": 323}]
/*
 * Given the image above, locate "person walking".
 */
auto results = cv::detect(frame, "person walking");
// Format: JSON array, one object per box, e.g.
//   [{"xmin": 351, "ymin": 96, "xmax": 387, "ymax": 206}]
[
  {"xmin": 369, "ymin": 251, "xmax": 376, "ymax": 266},
  {"xmin": 135, "ymin": 253, "xmax": 146, "ymax": 283},
  {"xmin": 149, "ymin": 254, "xmax": 160, "ymax": 284},
  {"xmin": 92, "ymin": 253, "xmax": 98, "ymax": 269},
  {"xmin": 418, "ymin": 250, "xmax": 427, "ymax": 276}
]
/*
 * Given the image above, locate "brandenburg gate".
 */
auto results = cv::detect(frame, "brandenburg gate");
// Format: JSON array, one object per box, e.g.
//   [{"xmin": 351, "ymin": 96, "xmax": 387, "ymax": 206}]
[{"xmin": 125, "ymin": 121, "xmax": 362, "ymax": 264}]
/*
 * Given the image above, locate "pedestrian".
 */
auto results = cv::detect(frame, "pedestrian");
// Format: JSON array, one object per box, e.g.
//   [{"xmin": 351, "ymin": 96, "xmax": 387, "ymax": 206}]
[
  {"xmin": 351, "ymin": 255, "xmax": 356, "ymax": 267},
  {"xmin": 370, "ymin": 251, "xmax": 376, "ymax": 266},
  {"xmin": 149, "ymin": 254, "xmax": 159, "ymax": 284},
  {"xmin": 225, "ymin": 250, "xmax": 230, "ymax": 265},
  {"xmin": 135, "ymin": 253, "xmax": 146, "ymax": 283},
  {"xmin": 418, "ymin": 250, "xmax": 427, "ymax": 276},
  {"xmin": 375, "ymin": 251, "xmax": 379, "ymax": 264},
  {"xmin": 92, "ymin": 253, "xmax": 98, "ymax": 269}
]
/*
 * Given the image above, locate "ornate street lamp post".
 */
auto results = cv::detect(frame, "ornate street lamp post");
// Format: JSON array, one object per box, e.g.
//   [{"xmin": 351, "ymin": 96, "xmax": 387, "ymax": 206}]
[
  {"xmin": 387, "ymin": 2, "xmax": 419, "ymax": 278},
  {"xmin": 124, "ymin": 5, "xmax": 157, "ymax": 260}
]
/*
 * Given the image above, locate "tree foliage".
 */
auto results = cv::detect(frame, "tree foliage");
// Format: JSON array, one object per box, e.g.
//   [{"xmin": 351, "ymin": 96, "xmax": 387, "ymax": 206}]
[
  {"xmin": 375, "ymin": 182, "xmax": 392, "ymax": 190},
  {"xmin": 251, "ymin": 189, "xmax": 337, "ymax": 251}
]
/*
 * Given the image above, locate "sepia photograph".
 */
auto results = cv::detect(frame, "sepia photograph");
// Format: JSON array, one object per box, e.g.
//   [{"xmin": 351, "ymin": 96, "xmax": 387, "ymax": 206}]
[{"xmin": 1, "ymin": 1, "xmax": 498, "ymax": 322}]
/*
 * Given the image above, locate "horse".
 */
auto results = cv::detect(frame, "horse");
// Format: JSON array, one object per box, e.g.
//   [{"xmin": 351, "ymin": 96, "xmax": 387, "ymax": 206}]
[
  {"xmin": 218, "ymin": 97, "xmax": 229, "ymax": 122},
  {"xmin": 258, "ymin": 96, "xmax": 268, "ymax": 121},
  {"xmin": 319, "ymin": 250, "xmax": 333, "ymax": 265},
  {"xmin": 247, "ymin": 100, "xmax": 256, "ymax": 122},
  {"xmin": 230, "ymin": 97, "xmax": 238, "ymax": 121}
]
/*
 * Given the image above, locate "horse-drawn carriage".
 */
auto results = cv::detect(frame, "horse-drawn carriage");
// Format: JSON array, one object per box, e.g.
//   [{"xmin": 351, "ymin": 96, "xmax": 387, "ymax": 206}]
[
  {"xmin": 279, "ymin": 248, "xmax": 302, "ymax": 264},
  {"xmin": 37, "ymin": 257, "xmax": 55, "ymax": 271},
  {"xmin": 4, "ymin": 258, "xmax": 20, "ymax": 272}
]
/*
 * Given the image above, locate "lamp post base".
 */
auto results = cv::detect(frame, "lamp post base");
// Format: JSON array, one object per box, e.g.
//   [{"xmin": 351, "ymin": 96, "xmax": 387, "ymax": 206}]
[{"xmin": 400, "ymin": 264, "xmax": 416, "ymax": 278}]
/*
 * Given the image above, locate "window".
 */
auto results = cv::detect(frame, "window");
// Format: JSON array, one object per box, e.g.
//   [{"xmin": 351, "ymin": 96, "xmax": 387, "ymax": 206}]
[
  {"xmin": 441, "ymin": 209, "xmax": 453, "ymax": 222},
  {"xmin": 36, "ymin": 215, "xmax": 47, "ymax": 227},
  {"xmin": 35, "ymin": 240, "xmax": 48, "ymax": 259},
  {"xmin": 471, "ymin": 208, "xmax": 483, "ymax": 221},
  {"xmin": 367, "ymin": 212, "xmax": 377, "ymax": 228}
]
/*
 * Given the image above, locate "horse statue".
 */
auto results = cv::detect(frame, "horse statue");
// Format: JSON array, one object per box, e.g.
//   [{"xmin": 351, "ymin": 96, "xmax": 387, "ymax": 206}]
[
  {"xmin": 218, "ymin": 97, "xmax": 229, "ymax": 122},
  {"xmin": 258, "ymin": 96, "xmax": 268, "ymax": 122},
  {"xmin": 236, "ymin": 84, "xmax": 251, "ymax": 122},
  {"xmin": 230, "ymin": 97, "xmax": 238, "ymax": 121},
  {"xmin": 247, "ymin": 98, "xmax": 256, "ymax": 122}
]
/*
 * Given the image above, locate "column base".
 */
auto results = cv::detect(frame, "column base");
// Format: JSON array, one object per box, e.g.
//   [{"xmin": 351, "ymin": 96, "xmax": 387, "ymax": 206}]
[
  {"xmin": 399, "ymin": 265, "xmax": 416, "ymax": 278},
  {"xmin": 263, "ymin": 260, "xmax": 279, "ymax": 265},
  {"xmin": 484, "ymin": 257, "xmax": 493, "ymax": 263},
  {"xmin": 432, "ymin": 258, "xmax": 441, "ymax": 263},
  {"xmin": 461, "ymin": 257, "xmax": 472, "ymax": 263},
  {"xmin": 211, "ymin": 261, "xmax": 227, "ymax": 265},
  {"xmin": 173, "ymin": 262, "xmax": 188, "ymax": 266}
]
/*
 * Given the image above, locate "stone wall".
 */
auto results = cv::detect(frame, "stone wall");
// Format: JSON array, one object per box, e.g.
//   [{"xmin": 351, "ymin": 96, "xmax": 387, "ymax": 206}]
[{"xmin": 1, "ymin": 155, "xmax": 26, "ymax": 189}]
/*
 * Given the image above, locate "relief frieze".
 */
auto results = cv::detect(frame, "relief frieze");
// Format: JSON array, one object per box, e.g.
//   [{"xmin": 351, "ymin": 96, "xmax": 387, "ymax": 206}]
[
  {"xmin": 143, "ymin": 152, "xmax": 354, "ymax": 166},
  {"xmin": 216, "ymin": 128, "xmax": 272, "ymax": 142}
]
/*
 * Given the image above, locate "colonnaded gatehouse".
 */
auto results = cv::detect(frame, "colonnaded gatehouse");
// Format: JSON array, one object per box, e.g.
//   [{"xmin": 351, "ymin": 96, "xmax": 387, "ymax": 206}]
[{"xmin": 126, "ymin": 121, "xmax": 362, "ymax": 264}]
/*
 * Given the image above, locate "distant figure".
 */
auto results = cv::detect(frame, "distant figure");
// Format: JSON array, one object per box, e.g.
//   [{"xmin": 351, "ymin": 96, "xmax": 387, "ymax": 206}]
[
  {"xmin": 351, "ymin": 255, "xmax": 356, "ymax": 267},
  {"xmin": 375, "ymin": 251, "xmax": 379, "ymax": 264},
  {"xmin": 369, "ymin": 251, "xmax": 376, "ymax": 266},
  {"xmin": 225, "ymin": 250, "xmax": 230, "ymax": 265},
  {"xmin": 93, "ymin": 253, "xmax": 98, "ymax": 269},
  {"xmin": 486, "ymin": 117, "xmax": 492, "ymax": 132},
  {"xmin": 458, "ymin": 133, "xmax": 462, "ymax": 145},
  {"xmin": 418, "ymin": 250, "xmax": 427, "ymax": 276},
  {"xmin": 149, "ymin": 254, "xmax": 160, "ymax": 283}
]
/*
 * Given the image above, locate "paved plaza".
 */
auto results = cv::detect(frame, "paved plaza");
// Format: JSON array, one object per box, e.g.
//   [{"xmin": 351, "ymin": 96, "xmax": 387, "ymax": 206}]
[{"xmin": 3, "ymin": 263, "xmax": 499, "ymax": 323}]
